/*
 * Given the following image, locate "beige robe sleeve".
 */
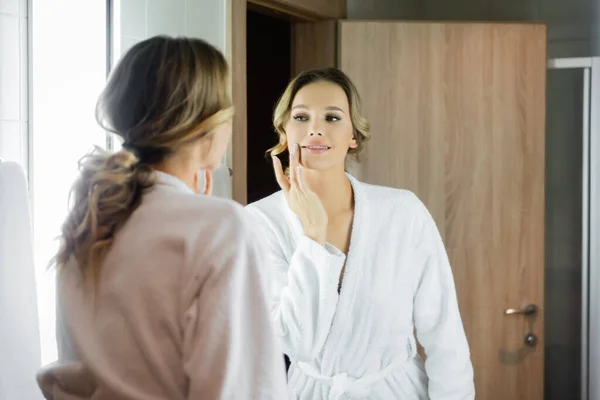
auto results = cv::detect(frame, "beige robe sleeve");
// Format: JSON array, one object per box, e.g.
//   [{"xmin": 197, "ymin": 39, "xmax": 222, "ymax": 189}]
[{"xmin": 181, "ymin": 211, "xmax": 288, "ymax": 400}]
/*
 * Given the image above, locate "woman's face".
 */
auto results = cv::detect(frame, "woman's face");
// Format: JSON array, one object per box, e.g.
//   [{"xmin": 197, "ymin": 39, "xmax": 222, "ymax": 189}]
[{"xmin": 285, "ymin": 81, "xmax": 357, "ymax": 171}]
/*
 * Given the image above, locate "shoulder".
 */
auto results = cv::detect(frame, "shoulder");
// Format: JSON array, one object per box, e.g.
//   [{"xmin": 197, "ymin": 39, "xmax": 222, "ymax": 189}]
[
  {"xmin": 138, "ymin": 190, "xmax": 266, "ymax": 303},
  {"xmin": 245, "ymin": 190, "xmax": 286, "ymax": 223},
  {"xmin": 353, "ymin": 177, "xmax": 434, "ymax": 229},
  {"xmin": 151, "ymin": 192, "xmax": 266, "ymax": 279},
  {"xmin": 142, "ymin": 186, "xmax": 254, "ymax": 241},
  {"xmin": 355, "ymin": 178, "xmax": 424, "ymax": 212},
  {"xmin": 244, "ymin": 190, "xmax": 295, "ymax": 248}
]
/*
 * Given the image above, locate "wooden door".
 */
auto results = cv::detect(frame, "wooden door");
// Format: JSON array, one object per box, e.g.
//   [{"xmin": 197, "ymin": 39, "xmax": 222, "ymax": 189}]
[
  {"xmin": 292, "ymin": 21, "xmax": 337, "ymax": 76},
  {"xmin": 338, "ymin": 21, "xmax": 547, "ymax": 399}
]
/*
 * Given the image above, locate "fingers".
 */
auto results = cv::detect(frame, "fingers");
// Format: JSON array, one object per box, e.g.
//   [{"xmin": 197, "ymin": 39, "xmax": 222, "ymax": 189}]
[
  {"xmin": 289, "ymin": 143, "xmax": 299, "ymax": 188},
  {"xmin": 296, "ymin": 165, "xmax": 316, "ymax": 195},
  {"xmin": 272, "ymin": 156, "xmax": 290, "ymax": 193},
  {"xmin": 203, "ymin": 170, "xmax": 213, "ymax": 196},
  {"xmin": 296, "ymin": 165, "xmax": 306, "ymax": 193}
]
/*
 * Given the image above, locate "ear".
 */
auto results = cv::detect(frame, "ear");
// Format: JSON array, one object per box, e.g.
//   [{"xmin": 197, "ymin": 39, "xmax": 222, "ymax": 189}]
[{"xmin": 349, "ymin": 137, "xmax": 358, "ymax": 149}]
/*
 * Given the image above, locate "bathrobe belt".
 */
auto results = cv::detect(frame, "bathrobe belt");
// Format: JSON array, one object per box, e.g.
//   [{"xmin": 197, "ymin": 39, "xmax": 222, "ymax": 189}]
[{"xmin": 297, "ymin": 337, "xmax": 418, "ymax": 400}]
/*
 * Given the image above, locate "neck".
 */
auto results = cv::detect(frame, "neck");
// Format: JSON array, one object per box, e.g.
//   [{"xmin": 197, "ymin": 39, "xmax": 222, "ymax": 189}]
[
  {"xmin": 303, "ymin": 167, "xmax": 353, "ymax": 214},
  {"xmin": 153, "ymin": 159, "xmax": 198, "ymax": 193}
]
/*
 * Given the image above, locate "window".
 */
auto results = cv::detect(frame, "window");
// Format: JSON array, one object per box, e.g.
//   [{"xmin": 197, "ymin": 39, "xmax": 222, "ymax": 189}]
[{"xmin": 31, "ymin": 0, "xmax": 108, "ymax": 364}]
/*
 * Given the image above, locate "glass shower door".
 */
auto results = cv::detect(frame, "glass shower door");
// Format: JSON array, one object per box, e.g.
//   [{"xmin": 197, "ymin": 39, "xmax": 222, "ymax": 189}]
[{"xmin": 545, "ymin": 57, "xmax": 599, "ymax": 400}]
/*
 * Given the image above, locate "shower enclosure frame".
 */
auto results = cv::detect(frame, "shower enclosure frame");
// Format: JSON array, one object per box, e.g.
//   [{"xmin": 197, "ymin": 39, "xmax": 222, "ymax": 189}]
[{"xmin": 547, "ymin": 56, "xmax": 600, "ymax": 400}]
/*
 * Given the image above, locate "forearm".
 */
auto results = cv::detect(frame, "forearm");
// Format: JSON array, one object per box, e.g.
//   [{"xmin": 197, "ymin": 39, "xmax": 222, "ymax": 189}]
[{"xmin": 272, "ymin": 235, "xmax": 345, "ymax": 360}]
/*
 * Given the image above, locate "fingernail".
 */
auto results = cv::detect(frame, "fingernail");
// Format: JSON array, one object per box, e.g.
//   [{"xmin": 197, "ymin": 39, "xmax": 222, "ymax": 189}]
[
  {"xmin": 297, "ymin": 166, "xmax": 301, "ymax": 175},
  {"xmin": 290, "ymin": 144, "xmax": 297, "ymax": 155}
]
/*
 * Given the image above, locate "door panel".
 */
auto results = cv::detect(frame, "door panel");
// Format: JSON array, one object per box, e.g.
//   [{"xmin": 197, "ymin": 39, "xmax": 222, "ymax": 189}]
[
  {"xmin": 338, "ymin": 21, "xmax": 547, "ymax": 399},
  {"xmin": 292, "ymin": 21, "xmax": 337, "ymax": 76},
  {"xmin": 231, "ymin": 0, "xmax": 247, "ymax": 205}
]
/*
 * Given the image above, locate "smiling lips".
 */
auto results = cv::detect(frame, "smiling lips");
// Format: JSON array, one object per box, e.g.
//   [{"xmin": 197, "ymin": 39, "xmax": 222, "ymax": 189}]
[{"xmin": 301, "ymin": 142, "xmax": 331, "ymax": 154}]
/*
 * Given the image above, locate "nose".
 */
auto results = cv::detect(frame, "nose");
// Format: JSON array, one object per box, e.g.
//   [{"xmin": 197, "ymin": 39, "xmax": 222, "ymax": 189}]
[{"xmin": 308, "ymin": 119, "xmax": 325, "ymax": 136}]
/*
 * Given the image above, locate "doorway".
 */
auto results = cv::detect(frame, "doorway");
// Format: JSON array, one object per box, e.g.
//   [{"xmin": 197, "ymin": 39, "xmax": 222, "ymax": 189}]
[
  {"xmin": 246, "ymin": 5, "xmax": 294, "ymax": 374},
  {"xmin": 246, "ymin": 7, "xmax": 292, "ymax": 204}
]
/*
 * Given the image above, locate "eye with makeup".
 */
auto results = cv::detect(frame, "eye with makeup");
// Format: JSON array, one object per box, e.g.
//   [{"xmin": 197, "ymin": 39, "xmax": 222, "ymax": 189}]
[
  {"xmin": 292, "ymin": 114, "xmax": 309, "ymax": 122},
  {"xmin": 291, "ymin": 113, "xmax": 342, "ymax": 122}
]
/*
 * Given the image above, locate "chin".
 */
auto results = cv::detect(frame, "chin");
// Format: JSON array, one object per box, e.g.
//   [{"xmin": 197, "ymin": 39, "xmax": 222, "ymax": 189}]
[{"xmin": 301, "ymin": 160, "xmax": 340, "ymax": 171}]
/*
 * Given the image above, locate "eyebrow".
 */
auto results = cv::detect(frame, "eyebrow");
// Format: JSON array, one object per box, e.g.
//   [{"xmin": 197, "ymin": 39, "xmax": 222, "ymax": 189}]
[{"xmin": 292, "ymin": 104, "xmax": 345, "ymax": 113}]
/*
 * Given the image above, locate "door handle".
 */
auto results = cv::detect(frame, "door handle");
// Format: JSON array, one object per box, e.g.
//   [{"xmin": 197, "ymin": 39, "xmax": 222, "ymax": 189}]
[{"xmin": 504, "ymin": 304, "xmax": 538, "ymax": 316}]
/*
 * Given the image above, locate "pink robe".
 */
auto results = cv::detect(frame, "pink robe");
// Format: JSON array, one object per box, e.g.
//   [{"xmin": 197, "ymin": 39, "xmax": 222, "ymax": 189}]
[{"xmin": 37, "ymin": 171, "xmax": 287, "ymax": 400}]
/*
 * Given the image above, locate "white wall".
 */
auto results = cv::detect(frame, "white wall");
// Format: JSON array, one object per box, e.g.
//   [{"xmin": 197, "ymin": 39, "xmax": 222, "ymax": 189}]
[
  {"xmin": 116, "ymin": 0, "xmax": 231, "ymax": 198},
  {"xmin": 0, "ymin": 0, "xmax": 28, "ymax": 171}
]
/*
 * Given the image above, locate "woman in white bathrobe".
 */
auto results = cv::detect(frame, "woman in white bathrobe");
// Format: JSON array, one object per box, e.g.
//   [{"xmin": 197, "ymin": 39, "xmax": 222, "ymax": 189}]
[
  {"xmin": 36, "ymin": 36, "xmax": 286, "ymax": 399},
  {"xmin": 246, "ymin": 68, "xmax": 475, "ymax": 400}
]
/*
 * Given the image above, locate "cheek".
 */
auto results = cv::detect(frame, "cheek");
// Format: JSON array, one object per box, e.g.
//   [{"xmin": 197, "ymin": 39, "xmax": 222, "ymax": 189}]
[
  {"xmin": 331, "ymin": 122, "xmax": 355, "ymax": 145},
  {"xmin": 284, "ymin": 122, "xmax": 303, "ymax": 143}
]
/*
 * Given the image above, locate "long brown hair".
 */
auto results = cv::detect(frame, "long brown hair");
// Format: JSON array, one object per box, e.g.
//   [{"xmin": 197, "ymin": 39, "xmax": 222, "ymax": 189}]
[
  {"xmin": 269, "ymin": 68, "xmax": 370, "ymax": 160},
  {"xmin": 51, "ymin": 36, "xmax": 233, "ymax": 284}
]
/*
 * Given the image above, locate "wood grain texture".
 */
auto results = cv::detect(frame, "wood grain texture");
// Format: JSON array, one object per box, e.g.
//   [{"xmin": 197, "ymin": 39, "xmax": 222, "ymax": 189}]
[
  {"xmin": 292, "ymin": 21, "xmax": 337, "ymax": 76},
  {"xmin": 231, "ymin": 0, "xmax": 247, "ymax": 204},
  {"xmin": 339, "ymin": 21, "xmax": 547, "ymax": 399},
  {"xmin": 248, "ymin": 0, "xmax": 346, "ymax": 20}
]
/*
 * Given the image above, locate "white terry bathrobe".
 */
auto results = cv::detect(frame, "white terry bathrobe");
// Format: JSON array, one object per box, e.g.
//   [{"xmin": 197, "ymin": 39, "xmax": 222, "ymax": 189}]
[{"xmin": 246, "ymin": 174, "xmax": 475, "ymax": 400}]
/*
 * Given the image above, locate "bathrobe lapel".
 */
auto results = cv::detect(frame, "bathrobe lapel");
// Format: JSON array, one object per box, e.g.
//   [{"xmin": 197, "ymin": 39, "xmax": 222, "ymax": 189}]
[{"xmin": 282, "ymin": 174, "xmax": 370, "ymax": 365}]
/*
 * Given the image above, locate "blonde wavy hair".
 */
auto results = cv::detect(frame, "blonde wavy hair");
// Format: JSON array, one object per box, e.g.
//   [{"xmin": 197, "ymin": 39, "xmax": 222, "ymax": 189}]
[
  {"xmin": 51, "ymin": 36, "xmax": 233, "ymax": 284},
  {"xmin": 269, "ymin": 68, "xmax": 371, "ymax": 161}
]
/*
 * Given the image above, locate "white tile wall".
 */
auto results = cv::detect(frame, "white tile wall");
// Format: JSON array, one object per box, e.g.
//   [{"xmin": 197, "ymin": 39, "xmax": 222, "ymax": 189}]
[
  {"xmin": 185, "ymin": 0, "xmax": 226, "ymax": 52},
  {"xmin": 0, "ymin": 0, "xmax": 25, "ymax": 16},
  {"xmin": 121, "ymin": 0, "xmax": 146, "ymax": 38},
  {"xmin": 120, "ymin": 35, "xmax": 140, "ymax": 56},
  {"xmin": 0, "ymin": 0, "xmax": 28, "ymax": 170},
  {"xmin": 119, "ymin": 0, "xmax": 226, "ymax": 58},
  {"xmin": 0, "ymin": 0, "xmax": 19, "ymax": 15},
  {"xmin": 147, "ymin": 0, "xmax": 185, "ymax": 37},
  {"xmin": 0, "ymin": 13, "xmax": 20, "ymax": 121},
  {"xmin": 18, "ymin": 14, "xmax": 26, "ymax": 121},
  {"xmin": 0, "ymin": 120, "xmax": 20, "ymax": 161},
  {"xmin": 118, "ymin": 0, "xmax": 231, "ymax": 198},
  {"xmin": 19, "ymin": 121, "xmax": 26, "ymax": 164}
]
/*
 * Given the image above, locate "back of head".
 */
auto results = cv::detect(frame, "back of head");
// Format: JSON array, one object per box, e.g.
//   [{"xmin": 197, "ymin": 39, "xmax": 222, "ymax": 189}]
[{"xmin": 53, "ymin": 36, "xmax": 233, "ymax": 284}]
